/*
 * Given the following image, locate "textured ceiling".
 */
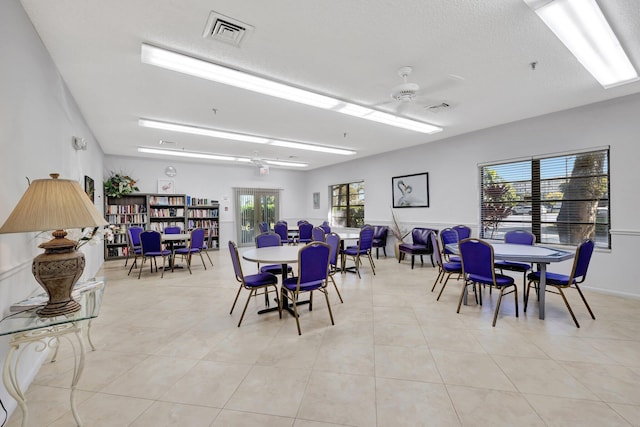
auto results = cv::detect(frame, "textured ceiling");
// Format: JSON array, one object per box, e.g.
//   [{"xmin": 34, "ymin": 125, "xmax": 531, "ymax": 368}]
[{"xmin": 20, "ymin": 0, "xmax": 640, "ymax": 170}]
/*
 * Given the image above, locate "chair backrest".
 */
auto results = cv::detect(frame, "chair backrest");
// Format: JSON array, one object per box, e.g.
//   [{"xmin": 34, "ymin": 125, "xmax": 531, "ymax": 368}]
[
  {"xmin": 274, "ymin": 222, "xmax": 288, "ymax": 243},
  {"xmin": 140, "ymin": 230, "xmax": 162, "ymax": 254},
  {"xmin": 459, "ymin": 238, "xmax": 495, "ymax": 279},
  {"xmin": 256, "ymin": 232, "xmax": 282, "ymax": 248},
  {"xmin": 411, "ymin": 227, "xmax": 434, "ymax": 246},
  {"xmin": 429, "ymin": 232, "xmax": 444, "ymax": 268},
  {"xmin": 570, "ymin": 239, "xmax": 595, "ymax": 283},
  {"xmin": 453, "ymin": 225, "xmax": 471, "ymax": 240},
  {"xmin": 299, "ymin": 222, "xmax": 314, "ymax": 239},
  {"xmin": 296, "ymin": 242, "xmax": 330, "ymax": 285},
  {"xmin": 228, "ymin": 240, "xmax": 245, "ymax": 282},
  {"xmin": 297, "ymin": 220, "xmax": 309, "ymax": 226},
  {"xmin": 504, "ymin": 230, "xmax": 535, "ymax": 245},
  {"xmin": 320, "ymin": 224, "xmax": 331, "ymax": 234},
  {"xmin": 189, "ymin": 228, "xmax": 205, "ymax": 249},
  {"xmin": 358, "ymin": 226, "xmax": 374, "ymax": 251},
  {"xmin": 128, "ymin": 226, "xmax": 143, "ymax": 247},
  {"xmin": 165, "ymin": 226, "xmax": 181, "ymax": 234},
  {"xmin": 258, "ymin": 222, "xmax": 269, "ymax": 233},
  {"xmin": 325, "ymin": 232, "xmax": 340, "ymax": 267},
  {"xmin": 372, "ymin": 226, "xmax": 388, "ymax": 244},
  {"xmin": 312, "ymin": 226, "xmax": 326, "ymax": 242},
  {"xmin": 440, "ymin": 228, "xmax": 459, "ymax": 254}
]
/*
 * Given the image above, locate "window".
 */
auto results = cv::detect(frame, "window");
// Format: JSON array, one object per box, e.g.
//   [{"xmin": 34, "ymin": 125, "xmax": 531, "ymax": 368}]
[
  {"xmin": 480, "ymin": 148, "xmax": 610, "ymax": 248},
  {"xmin": 330, "ymin": 181, "xmax": 364, "ymax": 228}
]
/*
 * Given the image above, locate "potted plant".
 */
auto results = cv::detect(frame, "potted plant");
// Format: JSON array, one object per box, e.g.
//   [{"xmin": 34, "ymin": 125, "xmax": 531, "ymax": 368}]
[
  {"xmin": 104, "ymin": 172, "xmax": 139, "ymax": 198},
  {"xmin": 390, "ymin": 210, "xmax": 410, "ymax": 260}
]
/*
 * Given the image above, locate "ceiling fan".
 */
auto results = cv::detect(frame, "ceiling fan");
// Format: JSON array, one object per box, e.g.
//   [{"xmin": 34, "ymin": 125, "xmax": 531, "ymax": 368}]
[{"xmin": 379, "ymin": 66, "xmax": 462, "ymax": 115}]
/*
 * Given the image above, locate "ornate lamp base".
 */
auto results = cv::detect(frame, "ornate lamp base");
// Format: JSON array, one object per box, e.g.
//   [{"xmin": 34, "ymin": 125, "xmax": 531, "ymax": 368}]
[{"xmin": 32, "ymin": 232, "xmax": 85, "ymax": 317}]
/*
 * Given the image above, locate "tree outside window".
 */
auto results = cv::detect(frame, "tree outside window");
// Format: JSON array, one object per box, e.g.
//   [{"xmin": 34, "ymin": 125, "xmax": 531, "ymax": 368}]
[
  {"xmin": 330, "ymin": 181, "xmax": 364, "ymax": 228},
  {"xmin": 480, "ymin": 149, "xmax": 610, "ymax": 248}
]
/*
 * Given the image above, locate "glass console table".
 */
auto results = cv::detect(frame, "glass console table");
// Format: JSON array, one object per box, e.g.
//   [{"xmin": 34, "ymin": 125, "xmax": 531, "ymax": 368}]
[{"xmin": 0, "ymin": 278, "xmax": 105, "ymax": 427}]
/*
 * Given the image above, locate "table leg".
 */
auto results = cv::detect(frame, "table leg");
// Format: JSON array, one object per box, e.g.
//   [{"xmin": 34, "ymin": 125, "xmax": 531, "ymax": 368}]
[
  {"xmin": 3, "ymin": 323, "xmax": 86, "ymax": 427},
  {"xmin": 538, "ymin": 263, "xmax": 547, "ymax": 320}
]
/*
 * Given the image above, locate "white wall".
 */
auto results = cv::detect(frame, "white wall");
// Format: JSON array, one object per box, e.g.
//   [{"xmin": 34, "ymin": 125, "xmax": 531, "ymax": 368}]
[
  {"xmin": 306, "ymin": 93, "xmax": 640, "ymax": 298},
  {"xmin": 103, "ymin": 156, "xmax": 309, "ymax": 244},
  {"xmin": 0, "ymin": 0, "xmax": 106, "ymax": 416}
]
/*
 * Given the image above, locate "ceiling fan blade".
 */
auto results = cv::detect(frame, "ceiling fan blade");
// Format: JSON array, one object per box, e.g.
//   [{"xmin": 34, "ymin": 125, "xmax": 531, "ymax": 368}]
[{"xmin": 418, "ymin": 74, "xmax": 465, "ymax": 95}]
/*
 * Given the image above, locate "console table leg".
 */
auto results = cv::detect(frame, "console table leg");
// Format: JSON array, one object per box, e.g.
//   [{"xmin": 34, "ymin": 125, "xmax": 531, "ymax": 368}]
[
  {"xmin": 3, "ymin": 344, "xmax": 28, "ymax": 427},
  {"xmin": 68, "ymin": 329, "xmax": 86, "ymax": 426}
]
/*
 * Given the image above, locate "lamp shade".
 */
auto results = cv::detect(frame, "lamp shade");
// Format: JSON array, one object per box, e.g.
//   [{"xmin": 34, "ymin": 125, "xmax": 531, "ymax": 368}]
[{"xmin": 0, "ymin": 174, "xmax": 108, "ymax": 234}]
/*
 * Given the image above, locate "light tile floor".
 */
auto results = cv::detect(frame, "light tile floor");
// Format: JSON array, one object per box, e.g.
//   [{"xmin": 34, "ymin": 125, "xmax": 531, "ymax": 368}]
[{"xmin": 7, "ymin": 249, "xmax": 640, "ymax": 426}]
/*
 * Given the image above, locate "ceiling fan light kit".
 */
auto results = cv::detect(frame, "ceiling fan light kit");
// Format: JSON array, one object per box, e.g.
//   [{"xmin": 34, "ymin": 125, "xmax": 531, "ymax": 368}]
[{"xmin": 524, "ymin": 0, "xmax": 638, "ymax": 88}]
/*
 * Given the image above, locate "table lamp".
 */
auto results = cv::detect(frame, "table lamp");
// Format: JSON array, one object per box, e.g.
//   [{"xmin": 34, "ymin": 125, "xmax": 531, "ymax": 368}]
[{"xmin": 0, "ymin": 173, "xmax": 108, "ymax": 317}]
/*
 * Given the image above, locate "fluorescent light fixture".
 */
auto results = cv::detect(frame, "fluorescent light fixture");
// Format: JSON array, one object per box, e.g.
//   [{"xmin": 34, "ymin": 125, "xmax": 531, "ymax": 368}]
[
  {"xmin": 141, "ymin": 43, "xmax": 443, "ymax": 134},
  {"xmin": 139, "ymin": 118, "xmax": 355, "ymax": 155},
  {"xmin": 270, "ymin": 140, "xmax": 355, "ymax": 155},
  {"xmin": 139, "ymin": 118, "xmax": 269, "ymax": 144},
  {"xmin": 264, "ymin": 160, "xmax": 308, "ymax": 168},
  {"xmin": 524, "ymin": 0, "xmax": 638, "ymax": 88},
  {"xmin": 138, "ymin": 147, "xmax": 236, "ymax": 161},
  {"xmin": 138, "ymin": 147, "xmax": 308, "ymax": 168}
]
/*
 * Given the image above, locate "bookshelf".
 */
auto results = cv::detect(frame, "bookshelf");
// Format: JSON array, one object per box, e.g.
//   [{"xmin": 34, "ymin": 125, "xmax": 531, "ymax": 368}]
[
  {"xmin": 148, "ymin": 194, "xmax": 186, "ymax": 232},
  {"xmin": 104, "ymin": 193, "xmax": 220, "ymax": 260},
  {"xmin": 104, "ymin": 194, "xmax": 148, "ymax": 259},
  {"xmin": 187, "ymin": 199, "xmax": 220, "ymax": 250}
]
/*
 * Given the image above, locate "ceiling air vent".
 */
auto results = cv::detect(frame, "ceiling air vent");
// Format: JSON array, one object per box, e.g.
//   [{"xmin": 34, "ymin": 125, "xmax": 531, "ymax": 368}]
[
  {"xmin": 424, "ymin": 102, "xmax": 452, "ymax": 113},
  {"xmin": 203, "ymin": 11, "xmax": 254, "ymax": 47}
]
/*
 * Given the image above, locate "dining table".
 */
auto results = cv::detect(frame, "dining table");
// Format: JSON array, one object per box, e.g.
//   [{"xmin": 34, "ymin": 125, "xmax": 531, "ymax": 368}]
[
  {"xmin": 446, "ymin": 241, "xmax": 574, "ymax": 319},
  {"xmin": 242, "ymin": 245, "xmax": 308, "ymax": 316},
  {"xmin": 162, "ymin": 232, "xmax": 190, "ymax": 269}
]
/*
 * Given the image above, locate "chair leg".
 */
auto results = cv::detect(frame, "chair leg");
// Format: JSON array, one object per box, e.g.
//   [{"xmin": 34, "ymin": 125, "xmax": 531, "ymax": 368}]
[
  {"xmin": 557, "ymin": 287, "xmax": 580, "ymax": 328},
  {"xmin": 376, "ymin": 248, "xmax": 379, "ymax": 259},
  {"xmin": 204, "ymin": 249, "xmax": 214, "ymax": 267},
  {"xmin": 493, "ymin": 288, "xmax": 505, "ymax": 327},
  {"xmin": 185, "ymin": 253, "xmax": 192, "ymax": 275},
  {"xmin": 456, "ymin": 281, "xmax": 469, "ymax": 313},
  {"xmin": 238, "ymin": 288, "xmax": 255, "ymax": 327},
  {"xmin": 431, "ymin": 269, "xmax": 444, "ymax": 292},
  {"xmin": 430, "ymin": 253, "xmax": 435, "ymax": 267},
  {"xmin": 292, "ymin": 291, "xmax": 302, "ymax": 335},
  {"xmin": 138, "ymin": 256, "xmax": 146, "ymax": 279},
  {"xmin": 329, "ymin": 274, "xmax": 343, "ymax": 303},
  {"xmin": 160, "ymin": 256, "xmax": 166, "ymax": 278},
  {"xmin": 323, "ymin": 288, "xmax": 335, "ymax": 326},
  {"xmin": 436, "ymin": 274, "xmax": 453, "ymax": 301},
  {"xmin": 410, "ymin": 255, "xmax": 415, "ymax": 269},
  {"xmin": 524, "ymin": 280, "xmax": 535, "ymax": 312},
  {"xmin": 420, "ymin": 255, "xmax": 424, "ymax": 265},
  {"xmin": 368, "ymin": 253, "xmax": 376, "ymax": 275},
  {"xmin": 199, "ymin": 251, "xmax": 207, "ymax": 270},
  {"xmin": 383, "ymin": 247, "xmax": 387, "ymax": 257},
  {"xmin": 230, "ymin": 284, "xmax": 243, "ymax": 314},
  {"xmin": 574, "ymin": 284, "xmax": 596, "ymax": 319},
  {"xmin": 127, "ymin": 255, "xmax": 138, "ymax": 276}
]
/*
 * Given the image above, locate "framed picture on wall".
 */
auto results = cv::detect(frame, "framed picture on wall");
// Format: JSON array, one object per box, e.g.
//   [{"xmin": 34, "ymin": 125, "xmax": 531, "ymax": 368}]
[
  {"xmin": 392, "ymin": 172, "xmax": 429, "ymax": 208},
  {"xmin": 84, "ymin": 175, "xmax": 95, "ymax": 203},
  {"xmin": 313, "ymin": 192, "xmax": 320, "ymax": 209},
  {"xmin": 157, "ymin": 179, "xmax": 175, "ymax": 194}
]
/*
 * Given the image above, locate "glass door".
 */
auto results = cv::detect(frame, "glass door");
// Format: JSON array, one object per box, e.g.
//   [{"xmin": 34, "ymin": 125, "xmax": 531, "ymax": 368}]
[{"xmin": 235, "ymin": 188, "xmax": 279, "ymax": 246}]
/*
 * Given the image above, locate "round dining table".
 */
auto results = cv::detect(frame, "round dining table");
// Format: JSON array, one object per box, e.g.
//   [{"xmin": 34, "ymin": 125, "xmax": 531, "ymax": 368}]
[{"xmin": 242, "ymin": 245, "xmax": 305, "ymax": 316}]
